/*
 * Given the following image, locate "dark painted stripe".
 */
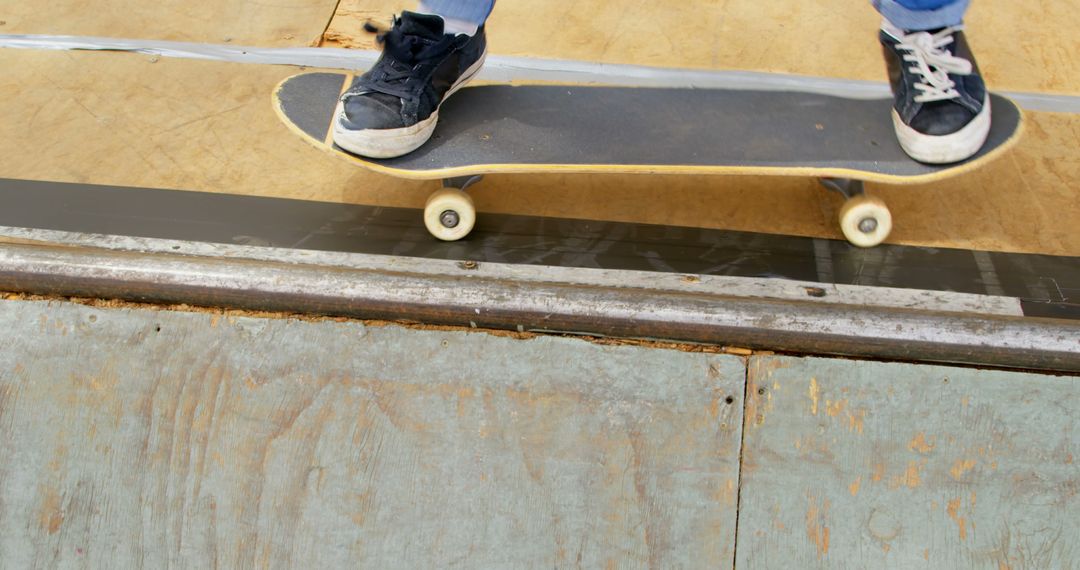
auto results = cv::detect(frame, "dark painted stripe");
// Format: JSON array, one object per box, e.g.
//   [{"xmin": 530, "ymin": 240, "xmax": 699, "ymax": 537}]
[
  {"xmin": 1021, "ymin": 300, "xmax": 1080, "ymax": 321},
  {"xmin": 0, "ymin": 178, "xmax": 1075, "ymax": 320}
]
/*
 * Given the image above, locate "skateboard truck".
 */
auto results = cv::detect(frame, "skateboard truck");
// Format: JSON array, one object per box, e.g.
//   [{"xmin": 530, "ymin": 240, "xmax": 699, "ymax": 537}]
[
  {"xmin": 424, "ymin": 175, "xmax": 893, "ymax": 246},
  {"xmin": 424, "ymin": 174, "xmax": 894, "ymax": 246},
  {"xmin": 819, "ymin": 178, "xmax": 893, "ymax": 248},
  {"xmin": 443, "ymin": 175, "xmax": 484, "ymax": 192}
]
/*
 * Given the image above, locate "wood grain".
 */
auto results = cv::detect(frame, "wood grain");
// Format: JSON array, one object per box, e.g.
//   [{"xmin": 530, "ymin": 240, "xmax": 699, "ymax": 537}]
[
  {"xmin": 0, "ymin": 299, "xmax": 745, "ymax": 568},
  {"xmin": 738, "ymin": 355, "xmax": 1079, "ymax": 569}
]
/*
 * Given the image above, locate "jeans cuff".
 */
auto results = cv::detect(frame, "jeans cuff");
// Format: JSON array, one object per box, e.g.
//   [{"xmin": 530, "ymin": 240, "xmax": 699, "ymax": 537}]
[
  {"xmin": 871, "ymin": 0, "xmax": 969, "ymax": 30},
  {"xmin": 418, "ymin": 0, "xmax": 495, "ymax": 26}
]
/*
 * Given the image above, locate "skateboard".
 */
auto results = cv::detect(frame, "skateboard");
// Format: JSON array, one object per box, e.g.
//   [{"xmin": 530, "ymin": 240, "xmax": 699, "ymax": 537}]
[{"xmin": 274, "ymin": 72, "xmax": 1022, "ymax": 247}]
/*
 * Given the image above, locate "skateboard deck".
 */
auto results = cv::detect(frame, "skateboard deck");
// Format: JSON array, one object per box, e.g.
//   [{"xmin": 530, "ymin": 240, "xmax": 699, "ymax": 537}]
[{"xmin": 273, "ymin": 71, "xmax": 1023, "ymax": 245}]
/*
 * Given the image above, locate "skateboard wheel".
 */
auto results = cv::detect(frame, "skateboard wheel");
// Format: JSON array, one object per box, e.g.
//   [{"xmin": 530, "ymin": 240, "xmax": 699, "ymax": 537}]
[
  {"xmin": 838, "ymin": 195, "xmax": 892, "ymax": 248},
  {"xmin": 424, "ymin": 188, "xmax": 476, "ymax": 241}
]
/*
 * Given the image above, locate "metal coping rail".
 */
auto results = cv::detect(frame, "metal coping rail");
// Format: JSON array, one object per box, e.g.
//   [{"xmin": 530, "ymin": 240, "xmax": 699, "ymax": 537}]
[{"xmin": 0, "ymin": 240, "xmax": 1076, "ymax": 372}]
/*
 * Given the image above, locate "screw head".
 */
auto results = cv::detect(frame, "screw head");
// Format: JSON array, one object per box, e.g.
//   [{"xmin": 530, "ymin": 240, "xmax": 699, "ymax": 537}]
[
  {"xmin": 859, "ymin": 217, "xmax": 879, "ymax": 234},
  {"xmin": 440, "ymin": 210, "xmax": 460, "ymax": 229}
]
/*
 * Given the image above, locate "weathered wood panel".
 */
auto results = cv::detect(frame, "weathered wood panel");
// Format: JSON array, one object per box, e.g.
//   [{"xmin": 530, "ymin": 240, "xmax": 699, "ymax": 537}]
[
  {"xmin": 0, "ymin": 0, "xmax": 338, "ymax": 46},
  {"xmin": 0, "ymin": 299, "xmax": 745, "ymax": 568},
  {"xmin": 737, "ymin": 355, "xmax": 1078, "ymax": 569}
]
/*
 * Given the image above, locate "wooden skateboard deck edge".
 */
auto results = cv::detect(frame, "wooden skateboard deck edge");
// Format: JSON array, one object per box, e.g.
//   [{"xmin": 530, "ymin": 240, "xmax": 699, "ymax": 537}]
[{"xmin": 272, "ymin": 73, "xmax": 1025, "ymax": 186}]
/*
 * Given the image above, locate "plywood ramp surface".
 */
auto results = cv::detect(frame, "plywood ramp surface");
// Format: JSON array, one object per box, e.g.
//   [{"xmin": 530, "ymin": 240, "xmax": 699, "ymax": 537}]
[
  {"xmin": 1, "ymin": 299, "xmax": 1076, "ymax": 568},
  {"xmin": 0, "ymin": 0, "xmax": 339, "ymax": 47},
  {"xmin": 0, "ymin": 49, "xmax": 1077, "ymax": 256},
  {"xmin": 738, "ymin": 355, "xmax": 1079, "ymax": 569},
  {"xmin": 0, "ymin": 299, "xmax": 745, "ymax": 568},
  {"xmin": 0, "ymin": 49, "xmax": 416, "ymax": 205},
  {"xmin": 324, "ymin": 0, "xmax": 1080, "ymax": 95}
]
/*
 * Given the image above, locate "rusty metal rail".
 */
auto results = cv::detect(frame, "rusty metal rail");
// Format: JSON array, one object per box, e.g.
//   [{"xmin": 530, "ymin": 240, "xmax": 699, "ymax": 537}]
[{"xmin": 0, "ymin": 241, "xmax": 1076, "ymax": 372}]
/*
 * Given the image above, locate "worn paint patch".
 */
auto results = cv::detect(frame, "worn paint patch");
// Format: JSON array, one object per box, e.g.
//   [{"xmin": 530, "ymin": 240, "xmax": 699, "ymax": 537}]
[
  {"xmin": 808, "ymin": 377, "xmax": 820, "ymax": 416},
  {"xmin": 846, "ymin": 408, "xmax": 866, "ymax": 434},
  {"xmin": 825, "ymin": 399, "xmax": 847, "ymax": 418},
  {"xmin": 891, "ymin": 460, "xmax": 923, "ymax": 489},
  {"xmin": 908, "ymin": 432, "xmax": 935, "ymax": 454},
  {"xmin": 806, "ymin": 493, "xmax": 831, "ymax": 559},
  {"xmin": 455, "ymin": 386, "xmax": 475, "ymax": 418},
  {"xmin": 772, "ymin": 503, "xmax": 787, "ymax": 531},
  {"xmin": 713, "ymin": 478, "xmax": 738, "ymax": 507},
  {"xmin": 871, "ymin": 462, "xmax": 886, "ymax": 483},
  {"xmin": 849, "ymin": 476, "xmax": 862, "ymax": 497},
  {"xmin": 743, "ymin": 367, "xmax": 774, "ymax": 431},
  {"xmin": 946, "ymin": 497, "xmax": 968, "ymax": 540},
  {"xmin": 39, "ymin": 487, "xmax": 64, "ymax": 535},
  {"xmin": 950, "ymin": 459, "xmax": 977, "ymax": 481}
]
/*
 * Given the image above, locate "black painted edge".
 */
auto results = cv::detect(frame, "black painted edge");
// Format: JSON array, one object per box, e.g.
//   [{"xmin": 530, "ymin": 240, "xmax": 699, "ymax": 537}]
[{"xmin": 0, "ymin": 177, "xmax": 1075, "ymax": 322}]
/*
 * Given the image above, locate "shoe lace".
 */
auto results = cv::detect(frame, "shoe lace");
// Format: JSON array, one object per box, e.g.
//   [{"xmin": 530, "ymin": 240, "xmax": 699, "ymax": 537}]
[
  {"xmin": 896, "ymin": 26, "xmax": 973, "ymax": 103},
  {"xmin": 349, "ymin": 18, "xmax": 454, "ymax": 100}
]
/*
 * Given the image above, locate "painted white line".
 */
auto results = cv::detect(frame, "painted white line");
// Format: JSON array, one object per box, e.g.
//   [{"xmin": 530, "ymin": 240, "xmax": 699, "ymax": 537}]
[{"xmin": 1, "ymin": 34, "xmax": 1078, "ymax": 112}]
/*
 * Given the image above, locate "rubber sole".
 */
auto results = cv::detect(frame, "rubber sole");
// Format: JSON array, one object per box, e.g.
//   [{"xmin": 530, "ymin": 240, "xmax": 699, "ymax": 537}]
[
  {"xmin": 332, "ymin": 52, "xmax": 488, "ymax": 159},
  {"xmin": 892, "ymin": 96, "xmax": 992, "ymax": 164}
]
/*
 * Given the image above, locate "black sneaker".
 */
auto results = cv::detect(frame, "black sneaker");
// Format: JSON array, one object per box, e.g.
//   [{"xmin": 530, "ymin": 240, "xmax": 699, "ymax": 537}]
[
  {"xmin": 879, "ymin": 22, "xmax": 990, "ymax": 164},
  {"xmin": 333, "ymin": 12, "xmax": 487, "ymax": 158}
]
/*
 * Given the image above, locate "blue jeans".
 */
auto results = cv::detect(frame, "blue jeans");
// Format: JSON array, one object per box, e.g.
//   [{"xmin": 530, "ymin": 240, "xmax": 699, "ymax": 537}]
[
  {"xmin": 418, "ymin": 0, "xmax": 495, "ymax": 26},
  {"xmin": 419, "ymin": 0, "xmax": 968, "ymax": 31},
  {"xmin": 874, "ymin": 0, "xmax": 970, "ymax": 30}
]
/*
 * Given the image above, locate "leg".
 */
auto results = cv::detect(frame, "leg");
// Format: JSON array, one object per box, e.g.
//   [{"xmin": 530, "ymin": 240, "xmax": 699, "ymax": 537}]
[
  {"xmin": 871, "ymin": 0, "xmax": 990, "ymax": 164},
  {"xmin": 418, "ymin": 0, "xmax": 496, "ymax": 35},
  {"xmin": 331, "ymin": 2, "xmax": 492, "ymax": 159}
]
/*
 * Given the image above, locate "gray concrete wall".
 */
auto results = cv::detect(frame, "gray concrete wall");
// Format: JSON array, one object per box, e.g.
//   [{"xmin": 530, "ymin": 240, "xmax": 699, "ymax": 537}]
[{"xmin": 0, "ymin": 298, "xmax": 1075, "ymax": 568}]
